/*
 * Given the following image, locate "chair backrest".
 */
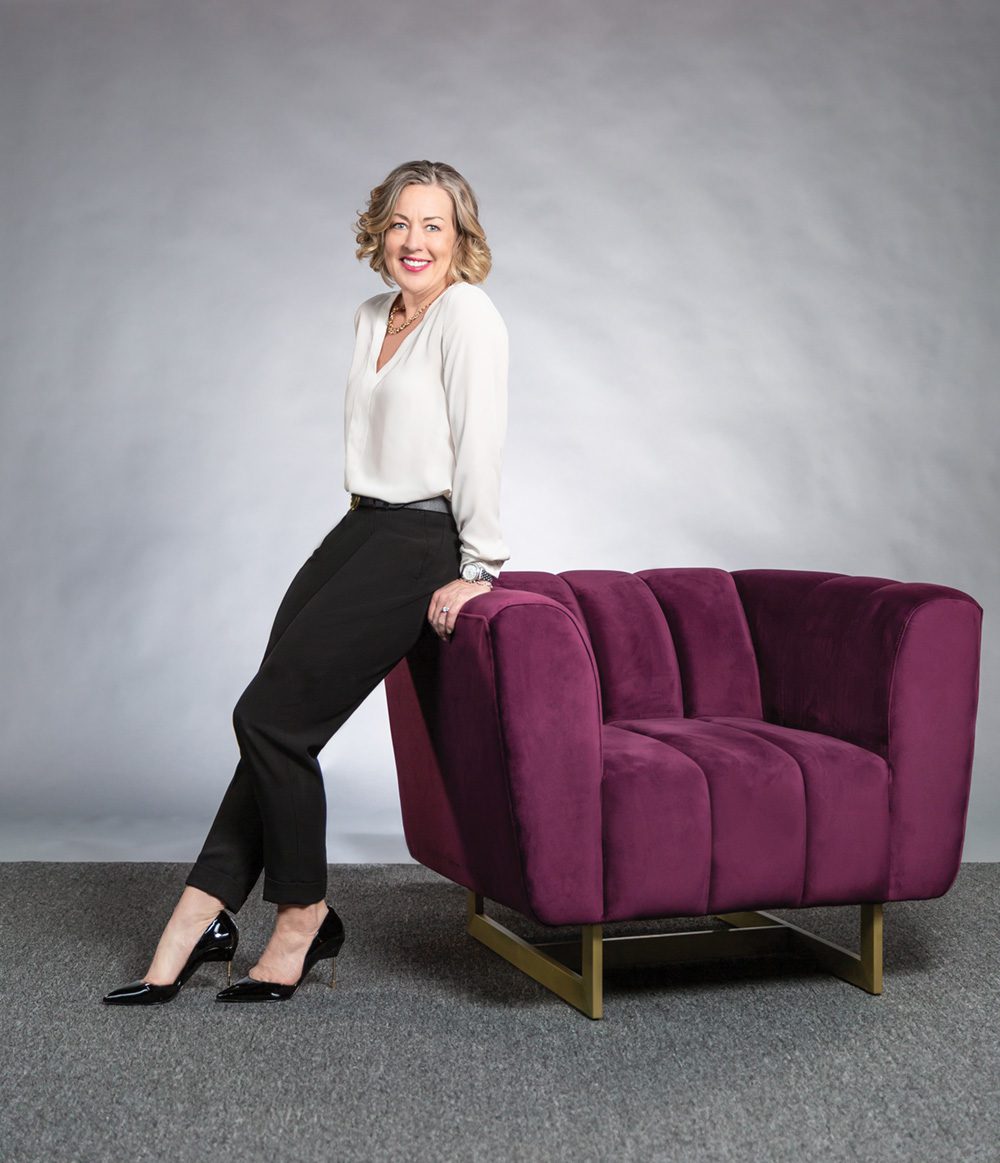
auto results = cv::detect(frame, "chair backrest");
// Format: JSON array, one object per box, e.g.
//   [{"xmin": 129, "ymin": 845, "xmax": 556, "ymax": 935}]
[{"xmin": 496, "ymin": 568, "xmax": 762, "ymax": 721}]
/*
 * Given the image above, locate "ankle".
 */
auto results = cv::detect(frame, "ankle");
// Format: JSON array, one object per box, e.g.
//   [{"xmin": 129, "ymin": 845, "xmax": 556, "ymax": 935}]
[
  {"xmin": 274, "ymin": 900, "xmax": 328, "ymax": 932},
  {"xmin": 173, "ymin": 886, "xmax": 226, "ymax": 925}
]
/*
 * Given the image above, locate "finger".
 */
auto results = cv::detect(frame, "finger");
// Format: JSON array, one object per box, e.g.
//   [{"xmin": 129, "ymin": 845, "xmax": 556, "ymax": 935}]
[
  {"xmin": 438, "ymin": 601, "xmax": 457, "ymax": 636},
  {"xmin": 444, "ymin": 601, "xmax": 461, "ymax": 635}
]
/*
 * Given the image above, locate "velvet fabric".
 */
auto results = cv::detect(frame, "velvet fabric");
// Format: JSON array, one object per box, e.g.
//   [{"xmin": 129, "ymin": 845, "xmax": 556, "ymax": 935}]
[{"xmin": 383, "ymin": 568, "xmax": 983, "ymax": 926}]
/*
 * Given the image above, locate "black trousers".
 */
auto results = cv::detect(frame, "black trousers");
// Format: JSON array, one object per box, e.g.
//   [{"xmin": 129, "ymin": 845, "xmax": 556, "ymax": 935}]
[{"xmin": 184, "ymin": 501, "xmax": 461, "ymax": 912}]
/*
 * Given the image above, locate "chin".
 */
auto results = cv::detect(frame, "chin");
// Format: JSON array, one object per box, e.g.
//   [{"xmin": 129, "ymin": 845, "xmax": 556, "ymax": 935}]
[{"xmin": 399, "ymin": 271, "xmax": 430, "ymax": 285}]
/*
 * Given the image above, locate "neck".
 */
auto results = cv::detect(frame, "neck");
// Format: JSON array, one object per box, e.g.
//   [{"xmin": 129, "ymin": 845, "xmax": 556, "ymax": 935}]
[{"xmin": 399, "ymin": 277, "xmax": 453, "ymax": 318}]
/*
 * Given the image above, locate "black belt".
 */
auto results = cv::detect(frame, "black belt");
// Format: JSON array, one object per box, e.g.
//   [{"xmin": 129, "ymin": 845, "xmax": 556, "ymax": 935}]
[{"xmin": 349, "ymin": 493, "xmax": 451, "ymax": 514}]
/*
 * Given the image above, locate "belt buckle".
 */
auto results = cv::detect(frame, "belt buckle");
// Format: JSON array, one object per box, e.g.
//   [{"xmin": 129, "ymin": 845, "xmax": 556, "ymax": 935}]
[{"xmin": 350, "ymin": 494, "xmax": 360, "ymax": 511}]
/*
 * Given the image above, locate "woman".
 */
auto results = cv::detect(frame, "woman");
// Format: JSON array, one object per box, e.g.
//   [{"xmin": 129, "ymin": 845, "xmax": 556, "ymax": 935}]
[{"xmin": 103, "ymin": 159, "xmax": 511, "ymax": 1005}]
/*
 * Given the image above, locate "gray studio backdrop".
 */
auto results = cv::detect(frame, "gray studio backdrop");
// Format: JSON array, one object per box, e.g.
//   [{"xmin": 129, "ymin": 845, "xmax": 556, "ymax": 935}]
[{"xmin": 1, "ymin": 0, "xmax": 997, "ymax": 864}]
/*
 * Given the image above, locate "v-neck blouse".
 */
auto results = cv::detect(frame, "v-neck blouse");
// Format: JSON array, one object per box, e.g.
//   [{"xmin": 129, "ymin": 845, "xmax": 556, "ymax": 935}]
[{"xmin": 343, "ymin": 280, "xmax": 511, "ymax": 577}]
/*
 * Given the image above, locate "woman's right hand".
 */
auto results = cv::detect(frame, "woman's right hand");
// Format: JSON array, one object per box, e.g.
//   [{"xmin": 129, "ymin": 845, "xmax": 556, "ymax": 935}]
[{"xmin": 427, "ymin": 578, "xmax": 492, "ymax": 640}]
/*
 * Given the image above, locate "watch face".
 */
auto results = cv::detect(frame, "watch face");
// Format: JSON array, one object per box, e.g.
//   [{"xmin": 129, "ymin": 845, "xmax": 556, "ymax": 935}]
[{"xmin": 461, "ymin": 564, "xmax": 476, "ymax": 580}]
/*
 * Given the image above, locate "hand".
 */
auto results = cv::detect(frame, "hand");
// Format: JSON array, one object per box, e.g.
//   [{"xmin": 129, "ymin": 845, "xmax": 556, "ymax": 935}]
[{"xmin": 427, "ymin": 578, "xmax": 492, "ymax": 640}]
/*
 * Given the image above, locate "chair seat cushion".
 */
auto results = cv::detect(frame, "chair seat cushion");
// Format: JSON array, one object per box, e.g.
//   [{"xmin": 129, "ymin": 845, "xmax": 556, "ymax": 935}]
[{"xmin": 601, "ymin": 717, "xmax": 889, "ymax": 920}]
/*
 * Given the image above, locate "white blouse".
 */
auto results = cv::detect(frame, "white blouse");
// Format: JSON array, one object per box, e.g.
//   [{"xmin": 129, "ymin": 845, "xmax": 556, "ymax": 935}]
[{"xmin": 343, "ymin": 280, "xmax": 511, "ymax": 578}]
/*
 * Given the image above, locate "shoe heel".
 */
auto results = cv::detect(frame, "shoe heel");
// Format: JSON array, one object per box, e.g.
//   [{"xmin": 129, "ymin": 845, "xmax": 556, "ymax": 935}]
[
  {"xmin": 226, "ymin": 959, "xmax": 233, "ymax": 986},
  {"xmin": 328, "ymin": 958, "xmax": 337, "ymax": 989}
]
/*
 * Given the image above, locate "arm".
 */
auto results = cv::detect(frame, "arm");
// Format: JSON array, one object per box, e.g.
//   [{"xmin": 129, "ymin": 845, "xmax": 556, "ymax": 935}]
[
  {"xmin": 384, "ymin": 588, "xmax": 605, "ymax": 924},
  {"xmin": 731, "ymin": 569, "xmax": 984, "ymax": 900},
  {"xmin": 440, "ymin": 288, "xmax": 511, "ymax": 578}
]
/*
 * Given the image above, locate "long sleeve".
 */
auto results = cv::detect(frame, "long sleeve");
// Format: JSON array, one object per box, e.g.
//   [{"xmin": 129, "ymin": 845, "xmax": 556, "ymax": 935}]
[{"xmin": 439, "ymin": 287, "xmax": 511, "ymax": 577}]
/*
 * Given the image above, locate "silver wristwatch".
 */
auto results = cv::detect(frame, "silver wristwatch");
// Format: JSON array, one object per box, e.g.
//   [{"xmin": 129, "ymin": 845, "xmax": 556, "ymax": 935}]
[{"xmin": 461, "ymin": 562, "xmax": 497, "ymax": 584}]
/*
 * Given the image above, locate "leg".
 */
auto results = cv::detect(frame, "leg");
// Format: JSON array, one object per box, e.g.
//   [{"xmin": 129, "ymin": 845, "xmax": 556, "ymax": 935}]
[
  {"xmin": 230, "ymin": 508, "xmax": 454, "ymax": 906},
  {"xmin": 184, "ymin": 510, "xmax": 373, "ymax": 911},
  {"xmin": 233, "ymin": 506, "xmax": 461, "ymax": 984},
  {"xmin": 189, "ymin": 506, "xmax": 458, "ymax": 909},
  {"xmin": 141, "ymin": 515, "xmax": 368, "ymax": 986}
]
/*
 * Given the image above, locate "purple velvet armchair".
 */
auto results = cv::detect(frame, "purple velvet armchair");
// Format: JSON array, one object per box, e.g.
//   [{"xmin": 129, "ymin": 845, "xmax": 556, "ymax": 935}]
[{"xmin": 383, "ymin": 568, "xmax": 983, "ymax": 1018}]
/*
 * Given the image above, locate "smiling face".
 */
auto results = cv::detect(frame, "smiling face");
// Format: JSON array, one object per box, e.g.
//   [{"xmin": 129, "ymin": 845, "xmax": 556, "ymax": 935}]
[{"xmin": 383, "ymin": 183, "xmax": 460, "ymax": 301}]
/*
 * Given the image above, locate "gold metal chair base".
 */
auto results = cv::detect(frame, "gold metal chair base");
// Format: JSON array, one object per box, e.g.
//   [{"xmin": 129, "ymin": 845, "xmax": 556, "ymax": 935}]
[{"xmin": 467, "ymin": 891, "xmax": 884, "ymax": 1019}]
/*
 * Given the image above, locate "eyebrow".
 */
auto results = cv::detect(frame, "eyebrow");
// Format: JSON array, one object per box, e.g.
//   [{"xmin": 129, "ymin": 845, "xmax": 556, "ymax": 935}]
[{"xmin": 392, "ymin": 214, "xmax": 445, "ymax": 221}]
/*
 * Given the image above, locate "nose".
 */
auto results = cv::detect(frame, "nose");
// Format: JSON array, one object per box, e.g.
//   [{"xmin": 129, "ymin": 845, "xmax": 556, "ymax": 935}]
[{"xmin": 401, "ymin": 223, "xmax": 425, "ymax": 252}]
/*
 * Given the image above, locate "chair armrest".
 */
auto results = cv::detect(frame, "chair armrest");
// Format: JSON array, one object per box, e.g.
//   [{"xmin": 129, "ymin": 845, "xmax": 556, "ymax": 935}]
[
  {"xmin": 384, "ymin": 588, "xmax": 605, "ymax": 925},
  {"xmin": 732, "ymin": 569, "xmax": 984, "ymax": 899}
]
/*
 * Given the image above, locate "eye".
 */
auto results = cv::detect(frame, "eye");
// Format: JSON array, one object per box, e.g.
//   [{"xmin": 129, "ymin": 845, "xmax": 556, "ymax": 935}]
[{"xmin": 426, "ymin": 224, "xmax": 440, "ymax": 231}]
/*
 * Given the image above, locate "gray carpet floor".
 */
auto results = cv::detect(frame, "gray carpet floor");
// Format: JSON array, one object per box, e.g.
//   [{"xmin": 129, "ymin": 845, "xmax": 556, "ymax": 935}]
[{"xmin": 0, "ymin": 861, "xmax": 996, "ymax": 1163}]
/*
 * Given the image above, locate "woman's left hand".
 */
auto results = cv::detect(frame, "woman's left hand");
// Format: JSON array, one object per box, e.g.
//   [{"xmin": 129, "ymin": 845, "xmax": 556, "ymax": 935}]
[{"xmin": 428, "ymin": 578, "xmax": 492, "ymax": 640}]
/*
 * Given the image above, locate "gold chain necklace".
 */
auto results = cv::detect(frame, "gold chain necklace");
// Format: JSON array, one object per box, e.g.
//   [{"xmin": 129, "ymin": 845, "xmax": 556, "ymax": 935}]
[{"xmin": 385, "ymin": 283, "xmax": 450, "ymax": 336}]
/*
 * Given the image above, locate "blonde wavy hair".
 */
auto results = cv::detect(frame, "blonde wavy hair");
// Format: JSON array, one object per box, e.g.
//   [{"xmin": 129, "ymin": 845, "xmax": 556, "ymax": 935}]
[{"xmin": 354, "ymin": 160, "xmax": 492, "ymax": 287}]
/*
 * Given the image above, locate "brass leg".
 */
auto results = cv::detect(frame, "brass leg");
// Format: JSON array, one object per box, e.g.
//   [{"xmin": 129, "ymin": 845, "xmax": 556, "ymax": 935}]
[
  {"xmin": 714, "ymin": 903, "xmax": 884, "ymax": 994},
  {"xmin": 466, "ymin": 891, "xmax": 603, "ymax": 1019}
]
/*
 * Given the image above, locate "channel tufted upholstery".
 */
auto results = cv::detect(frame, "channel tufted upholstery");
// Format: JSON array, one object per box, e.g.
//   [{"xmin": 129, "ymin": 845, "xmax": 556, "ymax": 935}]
[{"xmin": 384, "ymin": 569, "xmax": 983, "ymax": 930}]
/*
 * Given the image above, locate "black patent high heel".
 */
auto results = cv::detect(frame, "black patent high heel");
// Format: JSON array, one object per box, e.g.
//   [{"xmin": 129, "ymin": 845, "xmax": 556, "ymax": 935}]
[
  {"xmin": 215, "ymin": 903, "xmax": 345, "ymax": 1003},
  {"xmin": 102, "ymin": 910, "xmax": 239, "ymax": 1006}
]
